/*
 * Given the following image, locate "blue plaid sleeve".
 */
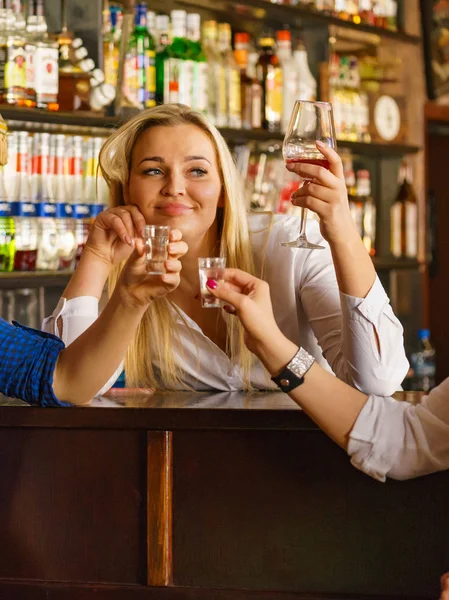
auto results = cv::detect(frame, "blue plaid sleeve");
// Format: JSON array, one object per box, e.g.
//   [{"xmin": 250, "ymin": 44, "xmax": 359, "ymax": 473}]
[{"xmin": 0, "ymin": 319, "xmax": 71, "ymax": 407}]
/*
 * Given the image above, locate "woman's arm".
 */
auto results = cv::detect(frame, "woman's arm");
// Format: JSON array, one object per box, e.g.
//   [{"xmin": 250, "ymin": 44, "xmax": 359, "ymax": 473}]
[{"xmin": 207, "ymin": 270, "xmax": 449, "ymax": 481}]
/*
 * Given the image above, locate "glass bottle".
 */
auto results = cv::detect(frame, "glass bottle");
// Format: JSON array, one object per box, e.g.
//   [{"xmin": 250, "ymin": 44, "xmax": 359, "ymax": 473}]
[
  {"xmin": 155, "ymin": 14, "xmax": 169, "ymax": 104},
  {"xmin": 202, "ymin": 20, "xmax": 224, "ymax": 126},
  {"xmin": 166, "ymin": 10, "xmax": 188, "ymax": 106},
  {"xmin": 234, "ymin": 32, "xmax": 253, "ymax": 130},
  {"xmin": 358, "ymin": 169, "xmax": 376, "ymax": 256},
  {"xmin": 256, "ymin": 36, "xmax": 283, "ymax": 132},
  {"xmin": 218, "ymin": 23, "xmax": 241, "ymax": 129},
  {"xmin": 186, "ymin": 13, "xmax": 208, "ymax": 114},
  {"xmin": 123, "ymin": 3, "xmax": 156, "ymax": 109},
  {"xmin": 391, "ymin": 162, "xmax": 418, "ymax": 259},
  {"xmin": 3, "ymin": 0, "xmax": 26, "ymax": 106},
  {"xmin": 276, "ymin": 30, "xmax": 298, "ymax": 133}
]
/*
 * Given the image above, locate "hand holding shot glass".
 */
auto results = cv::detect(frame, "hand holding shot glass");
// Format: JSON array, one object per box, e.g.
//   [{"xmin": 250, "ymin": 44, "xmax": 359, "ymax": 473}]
[
  {"xmin": 198, "ymin": 257, "xmax": 226, "ymax": 308},
  {"xmin": 143, "ymin": 225, "xmax": 171, "ymax": 274}
]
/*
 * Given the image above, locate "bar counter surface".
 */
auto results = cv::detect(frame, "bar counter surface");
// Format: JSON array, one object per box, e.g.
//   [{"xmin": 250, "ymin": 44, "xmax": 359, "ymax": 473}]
[{"xmin": 0, "ymin": 390, "xmax": 447, "ymax": 600}]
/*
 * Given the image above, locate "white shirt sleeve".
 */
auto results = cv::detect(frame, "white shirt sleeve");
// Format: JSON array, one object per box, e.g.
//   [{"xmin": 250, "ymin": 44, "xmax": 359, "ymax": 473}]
[
  {"xmin": 41, "ymin": 296, "xmax": 122, "ymax": 396},
  {"xmin": 299, "ymin": 237, "xmax": 409, "ymax": 396},
  {"xmin": 347, "ymin": 378, "xmax": 449, "ymax": 482}
]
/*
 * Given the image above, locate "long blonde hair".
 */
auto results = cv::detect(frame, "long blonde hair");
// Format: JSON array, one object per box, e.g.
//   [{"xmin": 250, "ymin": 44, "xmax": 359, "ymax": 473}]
[{"xmin": 99, "ymin": 104, "xmax": 256, "ymax": 390}]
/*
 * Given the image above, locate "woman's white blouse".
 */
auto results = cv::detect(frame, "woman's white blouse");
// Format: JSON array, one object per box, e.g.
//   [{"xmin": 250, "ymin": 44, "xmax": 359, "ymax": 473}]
[
  {"xmin": 348, "ymin": 378, "xmax": 449, "ymax": 482},
  {"xmin": 42, "ymin": 213, "xmax": 409, "ymax": 396}
]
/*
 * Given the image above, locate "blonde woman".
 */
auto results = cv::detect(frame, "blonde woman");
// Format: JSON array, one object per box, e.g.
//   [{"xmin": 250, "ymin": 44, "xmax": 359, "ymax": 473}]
[{"xmin": 43, "ymin": 104, "xmax": 408, "ymax": 395}]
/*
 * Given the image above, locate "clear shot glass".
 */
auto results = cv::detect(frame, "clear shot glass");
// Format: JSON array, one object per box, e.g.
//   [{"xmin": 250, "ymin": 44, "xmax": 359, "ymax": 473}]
[
  {"xmin": 143, "ymin": 225, "xmax": 170, "ymax": 275},
  {"xmin": 198, "ymin": 257, "xmax": 226, "ymax": 308}
]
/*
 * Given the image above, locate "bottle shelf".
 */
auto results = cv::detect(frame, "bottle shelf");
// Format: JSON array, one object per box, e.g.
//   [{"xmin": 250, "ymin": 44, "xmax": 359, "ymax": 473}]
[
  {"xmin": 0, "ymin": 108, "xmax": 421, "ymax": 157},
  {"xmin": 175, "ymin": 0, "xmax": 421, "ymax": 45},
  {"xmin": 0, "ymin": 271, "xmax": 72, "ymax": 290}
]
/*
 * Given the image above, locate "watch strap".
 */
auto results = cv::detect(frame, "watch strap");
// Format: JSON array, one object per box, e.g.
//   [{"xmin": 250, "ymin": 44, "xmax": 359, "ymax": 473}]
[{"xmin": 271, "ymin": 347, "xmax": 315, "ymax": 393}]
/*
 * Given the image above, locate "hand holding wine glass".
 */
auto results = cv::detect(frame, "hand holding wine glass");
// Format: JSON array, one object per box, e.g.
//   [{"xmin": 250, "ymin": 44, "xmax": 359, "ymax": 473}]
[
  {"xmin": 282, "ymin": 100, "xmax": 355, "ymax": 249},
  {"xmin": 286, "ymin": 141, "xmax": 358, "ymax": 247}
]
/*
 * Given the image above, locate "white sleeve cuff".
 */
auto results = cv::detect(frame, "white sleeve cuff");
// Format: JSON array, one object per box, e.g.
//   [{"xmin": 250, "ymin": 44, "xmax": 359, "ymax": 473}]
[
  {"xmin": 340, "ymin": 277, "xmax": 389, "ymax": 325},
  {"xmin": 41, "ymin": 296, "xmax": 99, "ymax": 346}
]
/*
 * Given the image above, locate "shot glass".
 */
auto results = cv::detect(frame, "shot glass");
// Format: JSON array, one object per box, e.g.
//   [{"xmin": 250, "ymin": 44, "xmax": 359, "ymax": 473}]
[
  {"xmin": 198, "ymin": 257, "xmax": 226, "ymax": 308},
  {"xmin": 143, "ymin": 225, "xmax": 170, "ymax": 275}
]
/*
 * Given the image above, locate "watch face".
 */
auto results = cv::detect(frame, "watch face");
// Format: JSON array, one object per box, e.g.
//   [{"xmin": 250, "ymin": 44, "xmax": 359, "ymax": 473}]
[{"xmin": 374, "ymin": 95, "xmax": 401, "ymax": 141}]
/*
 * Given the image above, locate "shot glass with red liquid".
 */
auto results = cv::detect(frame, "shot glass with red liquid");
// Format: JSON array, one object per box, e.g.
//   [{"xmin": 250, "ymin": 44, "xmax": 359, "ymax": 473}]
[{"xmin": 281, "ymin": 100, "xmax": 336, "ymax": 249}]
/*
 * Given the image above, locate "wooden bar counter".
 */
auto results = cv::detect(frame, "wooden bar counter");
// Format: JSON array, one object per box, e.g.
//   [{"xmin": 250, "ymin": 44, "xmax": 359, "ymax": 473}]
[{"xmin": 0, "ymin": 390, "xmax": 447, "ymax": 600}]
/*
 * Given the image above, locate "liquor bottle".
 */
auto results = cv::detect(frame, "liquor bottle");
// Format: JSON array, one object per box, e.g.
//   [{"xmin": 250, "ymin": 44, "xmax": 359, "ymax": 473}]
[
  {"xmin": 358, "ymin": 169, "xmax": 376, "ymax": 256},
  {"xmin": 13, "ymin": 131, "xmax": 38, "ymax": 271},
  {"xmin": 0, "ymin": 163, "xmax": 15, "ymax": 272},
  {"xmin": 293, "ymin": 37, "xmax": 317, "ymax": 102},
  {"xmin": 234, "ymin": 32, "xmax": 253, "ymax": 130},
  {"xmin": 163, "ymin": 10, "xmax": 188, "ymax": 106},
  {"xmin": 202, "ymin": 20, "xmax": 226, "ymax": 126},
  {"xmin": 35, "ymin": 132, "xmax": 58, "ymax": 271},
  {"xmin": 390, "ymin": 162, "xmax": 418, "ymax": 259},
  {"xmin": 3, "ymin": 0, "xmax": 26, "ymax": 106},
  {"xmin": 181, "ymin": 13, "xmax": 196, "ymax": 109},
  {"xmin": 123, "ymin": 3, "xmax": 156, "ymax": 109},
  {"xmin": 218, "ymin": 23, "xmax": 241, "ymax": 129},
  {"xmin": 155, "ymin": 14, "xmax": 169, "ymax": 104},
  {"xmin": 410, "ymin": 329, "xmax": 436, "ymax": 392},
  {"xmin": 256, "ymin": 36, "xmax": 283, "ymax": 132},
  {"xmin": 186, "ymin": 13, "xmax": 208, "ymax": 114},
  {"xmin": 335, "ymin": 0, "xmax": 350, "ymax": 20},
  {"xmin": 146, "ymin": 10, "xmax": 156, "ymax": 38},
  {"xmin": 347, "ymin": 169, "xmax": 363, "ymax": 237},
  {"xmin": 32, "ymin": 0, "xmax": 59, "ymax": 110},
  {"xmin": 276, "ymin": 30, "xmax": 298, "ymax": 133},
  {"xmin": 55, "ymin": 136, "xmax": 76, "ymax": 270},
  {"xmin": 385, "ymin": 0, "xmax": 397, "ymax": 31},
  {"xmin": 103, "ymin": 6, "xmax": 119, "ymax": 87},
  {"xmin": 374, "ymin": 0, "xmax": 387, "ymax": 28}
]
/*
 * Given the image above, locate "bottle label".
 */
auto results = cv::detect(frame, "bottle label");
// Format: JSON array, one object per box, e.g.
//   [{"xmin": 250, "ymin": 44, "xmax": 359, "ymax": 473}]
[
  {"xmin": 0, "ymin": 202, "xmax": 12, "ymax": 217},
  {"xmin": 194, "ymin": 62, "xmax": 208, "ymax": 113},
  {"xmin": 34, "ymin": 46, "xmax": 59, "ymax": 97},
  {"xmin": 73, "ymin": 203, "xmax": 91, "ymax": 219},
  {"xmin": 266, "ymin": 67, "xmax": 283, "ymax": 125},
  {"xmin": 56, "ymin": 203, "xmax": 73, "ymax": 218},
  {"xmin": 123, "ymin": 51, "xmax": 139, "ymax": 107},
  {"xmin": 36, "ymin": 202, "xmax": 57, "ymax": 218},
  {"xmin": 390, "ymin": 202, "xmax": 402, "ymax": 258},
  {"xmin": 179, "ymin": 59, "xmax": 194, "ymax": 107},
  {"xmin": 104, "ymin": 42, "xmax": 119, "ymax": 87},
  {"xmin": 12, "ymin": 201, "xmax": 37, "ymax": 217},
  {"xmin": 5, "ymin": 44, "xmax": 26, "ymax": 94},
  {"xmin": 251, "ymin": 83, "xmax": 262, "ymax": 129},
  {"xmin": 25, "ymin": 42, "xmax": 36, "ymax": 98},
  {"xmin": 164, "ymin": 58, "xmax": 180, "ymax": 104},
  {"xmin": 145, "ymin": 50, "xmax": 156, "ymax": 108},
  {"xmin": 405, "ymin": 201, "xmax": 418, "ymax": 258}
]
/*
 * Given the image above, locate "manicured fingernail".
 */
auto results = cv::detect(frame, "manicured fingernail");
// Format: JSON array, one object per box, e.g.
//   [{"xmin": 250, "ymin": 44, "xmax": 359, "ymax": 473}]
[
  {"xmin": 125, "ymin": 236, "xmax": 134, "ymax": 246},
  {"xmin": 206, "ymin": 278, "xmax": 218, "ymax": 290},
  {"xmin": 286, "ymin": 163, "xmax": 294, "ymax": 170}
]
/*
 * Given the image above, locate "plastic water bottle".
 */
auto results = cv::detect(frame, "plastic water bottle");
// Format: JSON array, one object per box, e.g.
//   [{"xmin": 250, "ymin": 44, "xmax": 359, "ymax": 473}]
[{"xmin": 411, "ymin": 329, "xmax": 436, "ymax": 392}]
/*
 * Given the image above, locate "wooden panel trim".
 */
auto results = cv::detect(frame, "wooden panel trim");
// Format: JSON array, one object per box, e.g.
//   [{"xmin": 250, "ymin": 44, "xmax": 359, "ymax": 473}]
[
  {"xmin": 146, "ymin": 431, "xmax": 173, "ymax": 586},
  {"xmin": 425, "ymin": 102, "xmax": 449, "ymax": 123},
  {"xmin": 0, "ymin": 580, "xmax": 434, "ymax": 600}
]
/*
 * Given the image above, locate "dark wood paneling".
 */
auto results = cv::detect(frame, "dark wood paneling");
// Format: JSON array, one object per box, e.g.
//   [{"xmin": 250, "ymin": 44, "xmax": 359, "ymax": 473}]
[
  {"xmin": 172, "ymin": 430, "xmax": 449, "ymax": 597},
  {"xmin": 147, "ymin": 431, "xmax": 173, "ymax": 586},
  {"xmin": 0, "ymin": 580, "xmax": 434, "ymax": 599},
  {"xmin": 426, "ymin": 132, "xmax": 449, "ymax": 382},
  {"xmin": 0, "ymin": 429, "xmax": 147, "ymax": 584}
]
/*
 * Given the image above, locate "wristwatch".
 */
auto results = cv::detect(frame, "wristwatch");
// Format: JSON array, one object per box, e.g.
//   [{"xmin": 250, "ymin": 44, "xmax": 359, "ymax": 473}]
[{"xmin": 271, "ymin": 347, "xmax": 315, "ymax": 393}]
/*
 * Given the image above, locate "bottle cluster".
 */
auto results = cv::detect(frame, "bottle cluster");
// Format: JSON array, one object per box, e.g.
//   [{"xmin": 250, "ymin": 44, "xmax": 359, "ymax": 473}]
[
  {"xmin": 269, "ymin": 0, "xmax": 399, "ymax": 32},
  {"xmin": 103, "ymin": 5, "xmax": 317, "ymax": 132},
  {"xmin": 0, "ymin": 131, "xmax": 107, "ymax": 272}
]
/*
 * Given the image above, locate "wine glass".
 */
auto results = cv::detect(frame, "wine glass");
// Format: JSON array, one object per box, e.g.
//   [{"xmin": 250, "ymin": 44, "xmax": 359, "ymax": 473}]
[{"xmin": 281, "ymin": 100, "xmax": 337, "ymax": 249}]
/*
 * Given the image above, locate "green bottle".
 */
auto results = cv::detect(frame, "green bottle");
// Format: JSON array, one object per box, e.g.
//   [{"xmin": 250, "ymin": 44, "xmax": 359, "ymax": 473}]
[
  {"xmin": 163, "ymin": 10, "xmax": 188, "ymax": 105},
  {"xmin": 0, "ymin": 167, "xmax": 15, "ymax": 272},
  {"xmin": 155, "ymin": 14, "xmax": 170, "ymax": 104},
  {"xmin": 124, "ymin": 3, "xmax": 156, "ymax": 109}
]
